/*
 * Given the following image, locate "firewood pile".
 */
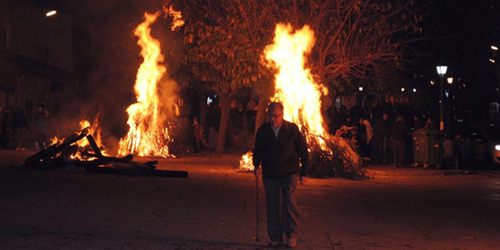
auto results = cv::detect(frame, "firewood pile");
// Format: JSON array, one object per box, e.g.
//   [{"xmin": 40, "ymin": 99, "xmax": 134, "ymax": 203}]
[{"xmin": 23, "ymin": 127, "xmax": 188, "ymax": 178}]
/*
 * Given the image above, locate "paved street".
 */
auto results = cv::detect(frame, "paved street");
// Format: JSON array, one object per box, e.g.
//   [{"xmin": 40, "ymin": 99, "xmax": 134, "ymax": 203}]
[{"xmin": 1, "ymin": 150, "xmax": 499, "ymax": 249}]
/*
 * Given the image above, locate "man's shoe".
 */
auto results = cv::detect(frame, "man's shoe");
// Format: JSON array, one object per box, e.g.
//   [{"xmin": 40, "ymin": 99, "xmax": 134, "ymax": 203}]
[
  {"xmin": 268, "ymin": 238, "xmax": 284, "ymax": 248},
  {"xmin": 286, "ymin": 238, "xmax": 297, "ymax": 248}
]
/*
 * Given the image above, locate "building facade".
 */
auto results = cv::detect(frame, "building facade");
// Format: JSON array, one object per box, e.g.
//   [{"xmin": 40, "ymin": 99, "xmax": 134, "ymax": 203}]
[{"xmin": 0, "ymin": 0, "xmax": 79, "ymax": 148}]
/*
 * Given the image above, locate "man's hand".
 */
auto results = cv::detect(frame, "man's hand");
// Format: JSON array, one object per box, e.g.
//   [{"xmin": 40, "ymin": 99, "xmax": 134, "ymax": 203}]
[
  {"xmin": 254, "ymin": 167, "xmax": 261, "ymax": 178},
  {"xmin": 299, "ymin": 176, "xmax": 307, "ymax": 185}
]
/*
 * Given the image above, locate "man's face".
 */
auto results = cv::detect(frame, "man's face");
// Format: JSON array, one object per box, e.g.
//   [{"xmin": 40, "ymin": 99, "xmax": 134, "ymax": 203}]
[
  {"xmin": 269, "ymin": 107, "xmax": 283, "ymax": 128},
  {"xmin": 383, "ymin": 114, "xmax": 388, "ymax": 121}
]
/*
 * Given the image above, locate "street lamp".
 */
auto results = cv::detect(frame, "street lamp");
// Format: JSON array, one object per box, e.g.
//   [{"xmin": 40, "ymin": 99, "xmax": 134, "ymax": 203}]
[
  {"xmin": 447, "ymin": 77, "xmax": 453, "ymax": 84},
  {"xmin": 436, "ymin": 65, "xmax": 448, "ymax": 131},
  {"xmin": 359, "ymin": 87, "xmax": 363, "ymax": 91},
  {"xmin": 46, "ymin": 10, "xmax": 57, "ymax": 17}
]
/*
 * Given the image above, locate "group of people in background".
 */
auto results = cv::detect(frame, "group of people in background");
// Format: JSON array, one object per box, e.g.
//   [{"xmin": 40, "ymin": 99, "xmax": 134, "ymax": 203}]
[
  {"xmin": 0, "ymin": 105, "xmax": 49, "ymax": 150},
  {"xmin": 327, "ymin": 101, "xmax": 436, "ymax": 168}
]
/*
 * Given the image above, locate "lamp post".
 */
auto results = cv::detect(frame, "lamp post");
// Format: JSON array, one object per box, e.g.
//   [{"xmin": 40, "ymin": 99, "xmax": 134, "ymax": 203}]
[{"xmin": 436, "ymin": 65, "xmax": 448, "ymax": 131}]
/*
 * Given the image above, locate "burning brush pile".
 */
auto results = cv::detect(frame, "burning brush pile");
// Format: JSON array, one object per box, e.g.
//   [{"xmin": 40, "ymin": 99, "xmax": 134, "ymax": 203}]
[
  {"xmin": 306, "ymin": 127, "xmax": 363, "ymax": 179},
  {"xmin": 239, "ymin": 24, "xmax": 363, "ymax": 179},
  {"xmin": 23, "ymin": 120, "xmax": 187, "ymax": 178},
  {"xmin": 22, "ymin": 5, "xmax": 188, "ymax": 178}
]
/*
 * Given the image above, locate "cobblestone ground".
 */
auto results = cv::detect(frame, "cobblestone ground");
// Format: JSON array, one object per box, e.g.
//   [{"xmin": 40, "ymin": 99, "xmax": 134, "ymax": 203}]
[{"xmin": 1, "ymin": 150, "xmax": 499, "ymax": 249}]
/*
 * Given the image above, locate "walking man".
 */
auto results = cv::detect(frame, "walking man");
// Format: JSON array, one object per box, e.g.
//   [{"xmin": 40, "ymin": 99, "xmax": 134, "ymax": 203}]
[{"xmin": 253, "ymin": 102, "xmax": 309, "ymax": 248}]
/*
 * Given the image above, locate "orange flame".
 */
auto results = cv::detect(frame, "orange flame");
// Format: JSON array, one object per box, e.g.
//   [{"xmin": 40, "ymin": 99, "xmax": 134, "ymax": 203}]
[
  {"xmin": 239, "ymin": 23, "xmax": 359, "ymax": 171},
  {"xmin": 163, "ymin": 5, "xmax": 184, "ymax": 31},
  {"xmin": 50, "ymin": 136, "xmax": 62, "ymax": 146},
  {"xmin": 266, "ymin": 24, "xmax": 328, "ymax": 144},
  {"xmin": 118, "ymin": 8, "xmax": 183, "ymax": 158},
  {"xmin": 239, "ymin": 152, "xmax": 254, "ymax": 172},
  {"xmin": 50, "ymin": 118, "xmax": 108, "ymax": 160}
]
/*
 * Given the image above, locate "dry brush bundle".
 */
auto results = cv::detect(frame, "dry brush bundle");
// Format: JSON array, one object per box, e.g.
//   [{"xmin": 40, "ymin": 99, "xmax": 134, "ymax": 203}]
[{"xmin": 307, "ymin": 126, "xmax": 364, "ymax": 179}]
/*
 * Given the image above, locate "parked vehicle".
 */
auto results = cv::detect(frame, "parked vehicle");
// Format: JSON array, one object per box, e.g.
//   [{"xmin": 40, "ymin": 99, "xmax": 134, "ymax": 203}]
[{"xmin": 456, "ymin": 125, "xmax": 500, "ymax": 167}]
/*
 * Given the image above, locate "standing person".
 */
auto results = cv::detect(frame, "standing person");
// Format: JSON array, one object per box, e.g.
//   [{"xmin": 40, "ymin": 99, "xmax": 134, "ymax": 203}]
[
  {"xmin": 191, "ymin": 117, "xmax": 208, "ymax": 152},
  {"xmin": 391, "ymin": 116, "xmax": 411, "ymax": 168},
  {"xmin": 357, "ymin": 118, "xmax": 367, "ymax": 157},
  {"xmin": 35, "ymin": 106, "xmax": 49, "ymax": 149},
  {"xmin": 370, "ymin": 119, "xmax": 384, "ymax": 163},
  {"xmin": 381, "ymin": 113, "xmax": 392, "ymax": 163},
  {"xmin": 13, "ymin": 107, "xmax": 28, "ymax": 150},
  {"xmin": 6, "ymin": 107, "xmax": 15, "ymax": 149},
  {"xmin": 413, "ymin": 114, "xmax": 425, "ymax": 131},
  {"xmin": 0, "ymin": 107, "xmax": 6, "ymax": 148},
  {"xmin": 253, "ymin": 102, "xmax": 309, "ymax": 248},
  {"xmin": 359, "ymin": 117, "xmax": 373, "ymax": 159}
]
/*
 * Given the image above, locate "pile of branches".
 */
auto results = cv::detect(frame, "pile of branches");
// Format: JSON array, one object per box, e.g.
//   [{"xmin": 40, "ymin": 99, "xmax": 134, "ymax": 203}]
[
  {"xmin": 23, "ymin": 127, "xmax": 188, "ymax": 178},
  {"xmin": 307, "ymin": 126, "xmax": 364, "ymax": 179}
]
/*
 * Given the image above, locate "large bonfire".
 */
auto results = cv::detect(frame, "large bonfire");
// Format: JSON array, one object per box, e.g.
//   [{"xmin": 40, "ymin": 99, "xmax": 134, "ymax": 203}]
[
  {"xmin": 240, "ymin": 23, "xmax": 361, "ymax": 178},
  {"xmin": 118, "ymin": 7, "xmax": 183, "ymax": 158}
]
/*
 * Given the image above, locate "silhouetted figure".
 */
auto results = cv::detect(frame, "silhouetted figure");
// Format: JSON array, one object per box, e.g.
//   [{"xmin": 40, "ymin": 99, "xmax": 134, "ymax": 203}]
[
  {"xmin": 358, "ymin": 117, "xmax": 373, "ymax": 159},
  {"xmin": 391, "ymin": 116, "xmax": 411, "ymax": 168},
  {"xmin": 192, "ymin": 117, "xmax": 207, "ymax": 152},
  {"xmin": 0, "ymin": 107, "xmax": 7, "ymax": 149},
  {"xmin": 381, "ymin": 114, "xmax": 392, "ymax": 163},
  {"xmin": 327, "ymin": 105, "xmax": 340, "ymax": 135},
  {"xmin": 370, "ymin": 119, "xmax": 384, "ymax": 163},
  {"xmin": 35, "ymin": 106, "xmax": 49, "ymax": 149},
  {"xmin": 13, "ymin": 107, "xmax": 28, "ymax": 150},
  {"xmin": 413, "ymin": 115, "xmax": 425, "ymax": 130}
]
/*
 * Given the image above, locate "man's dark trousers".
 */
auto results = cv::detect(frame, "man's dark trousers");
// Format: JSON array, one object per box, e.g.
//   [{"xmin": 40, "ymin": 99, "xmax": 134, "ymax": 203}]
[{"xmin": 262, "ymin": 173, "xmax": 300, "ymax": 242}]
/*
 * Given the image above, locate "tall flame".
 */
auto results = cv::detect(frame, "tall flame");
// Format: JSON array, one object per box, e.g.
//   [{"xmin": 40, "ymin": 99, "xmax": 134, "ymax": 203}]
[
  {"xmin": 239, "ymin": 23, "xmax": 360, "ymax": 172},
  {"xmin": 265, "ymin": 24, "xmax": 328, "ymax": 144},
  {"xmin": 118, "ymin": 11, "xmax": 173, "ymax": 157}
]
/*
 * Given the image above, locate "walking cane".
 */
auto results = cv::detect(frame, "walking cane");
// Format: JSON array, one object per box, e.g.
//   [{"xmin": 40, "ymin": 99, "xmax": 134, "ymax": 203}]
[{"xmin": 255, "ymin": 173, "xmax": 260, "ymax": 242}]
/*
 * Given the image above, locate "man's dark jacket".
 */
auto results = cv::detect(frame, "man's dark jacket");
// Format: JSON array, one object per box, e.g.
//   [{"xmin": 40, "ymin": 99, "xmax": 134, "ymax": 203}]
[{"xmin": 253, "ymin": 120, "xmax": 309, "ymax": 179}]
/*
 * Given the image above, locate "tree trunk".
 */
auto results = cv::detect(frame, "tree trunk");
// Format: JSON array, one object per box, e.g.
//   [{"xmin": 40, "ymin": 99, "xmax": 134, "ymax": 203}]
[
  {"xmin": 216, "ymin": 93, "xmax": 232, "ymax": 153},
  {"xmin": 254, "ymin": 96, "xmax": 270, "ymax": 136}
]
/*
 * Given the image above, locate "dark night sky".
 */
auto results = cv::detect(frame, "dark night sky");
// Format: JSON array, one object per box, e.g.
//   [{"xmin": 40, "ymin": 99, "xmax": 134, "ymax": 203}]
[{"xmin": 415, "ymin": 0, "xmax": 500, "ymax": 120}]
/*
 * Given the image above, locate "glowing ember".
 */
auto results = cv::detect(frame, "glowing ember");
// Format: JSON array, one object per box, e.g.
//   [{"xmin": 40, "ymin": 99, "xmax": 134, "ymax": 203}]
[
  {"xmin": 239, "ymin": 23, "xmax": 359, "ymax": 172},
  {"xmin": 164, "ymin": 5, "xmax": 184, "ymax": 31},
  {"xmin": 118, "ymin": 8, "xmax": 183, "ymax": 158}
]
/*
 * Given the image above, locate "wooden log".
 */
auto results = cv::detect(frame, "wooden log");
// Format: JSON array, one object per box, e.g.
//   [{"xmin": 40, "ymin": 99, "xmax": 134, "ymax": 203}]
[
  {"xmin": 86, "ymin": 134, "xmax": 103, "ymax": 158},
  {"xmin": 24, "ymin": 129, "xmax": 89, "ymax": 168}
]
